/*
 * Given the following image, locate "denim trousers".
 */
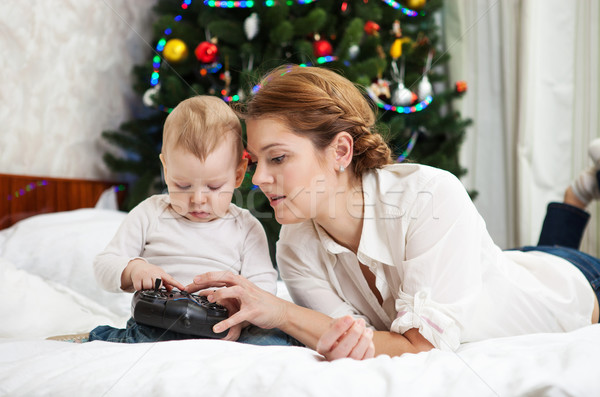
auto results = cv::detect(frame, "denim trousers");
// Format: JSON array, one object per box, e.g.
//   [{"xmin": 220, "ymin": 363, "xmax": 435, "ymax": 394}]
[
  {"xmin": 89, "ymin": 317, "xmax": 303, "ymax": 346},
  {"xmin": 518, "ymin": 202, "xmax": 600, "ymax": 318}
]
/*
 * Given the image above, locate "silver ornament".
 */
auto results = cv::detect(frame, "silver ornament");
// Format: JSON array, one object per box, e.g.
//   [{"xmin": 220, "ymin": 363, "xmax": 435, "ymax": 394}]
[
  {"xmin": 418, "ymin": 76, "xmax": 432, "ymax": 100},
  {"xmin": 348, "ymin": 44, "xmax": 359, "ymax": 60},
  {"xmin": 143, "ymin": 84, "xmax": 160, "ymax": 107},
  {"xmin": 392, "ymin": 83, "xmax": 413, "ymax": 106},
  {"xmin": 244, "ymin": 13, "xmax": 259, "ymax": 40}
]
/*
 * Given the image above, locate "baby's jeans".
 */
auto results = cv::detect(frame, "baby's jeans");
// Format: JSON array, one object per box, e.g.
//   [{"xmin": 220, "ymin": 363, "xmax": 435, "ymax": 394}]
[{"xmin": 89, "ymin": 318, "xmax": 303, "ymax": 346}]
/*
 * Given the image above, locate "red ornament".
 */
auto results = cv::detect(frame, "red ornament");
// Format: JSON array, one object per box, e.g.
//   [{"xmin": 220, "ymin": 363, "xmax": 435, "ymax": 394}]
[
  {"xmin": 411, "ymin": 92, "xmax": 418, "ymax": 104},
  {"xmin": 455, "ymin": 80, "xmax": 468, "ymax": 93},
  {"xmin": 364, "ymin": 21, "xmax": 380, "ymax": 36},
  {"xmin": 194, "ymin": 41, "xmax": 218, "ymax": 63},
  {"xmin": 313, "ymin": 39, "xmax": 333, "ymax": 57}
]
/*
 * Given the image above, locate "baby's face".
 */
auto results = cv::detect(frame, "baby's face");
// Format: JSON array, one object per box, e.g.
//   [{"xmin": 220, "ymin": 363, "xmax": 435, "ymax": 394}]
[{"xmin": 162, "ymin": 142, "xmax": 244, "ymax": 222}]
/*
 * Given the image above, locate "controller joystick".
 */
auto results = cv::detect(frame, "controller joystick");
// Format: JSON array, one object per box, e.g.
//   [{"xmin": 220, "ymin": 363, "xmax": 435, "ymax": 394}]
[
  {"xmin": 140, "ymin": 278, "xmax": 165, "ymax": 299},
  {"xmin": 131, "ymin": 278, "xmax": 228, "ymax": 339}
]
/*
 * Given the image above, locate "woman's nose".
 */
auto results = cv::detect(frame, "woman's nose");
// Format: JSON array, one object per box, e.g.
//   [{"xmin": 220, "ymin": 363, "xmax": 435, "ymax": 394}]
[{"xmin": 251, "ymin": 162, "xmax": 273, "ymax": 186}]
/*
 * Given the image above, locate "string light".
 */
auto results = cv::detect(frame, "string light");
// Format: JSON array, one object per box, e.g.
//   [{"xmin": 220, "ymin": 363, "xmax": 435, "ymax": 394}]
[
  {"xmin": 6, "ymin": 180, "xmax": 48, "ymax": 201},
  {"xmin": 368, "ymin": 88, "xmax": 433, "ymax": 114},
  {"xmin": 203, "ymin": 1, "xmax": 255, "ymax": 8},
  {"xmin": 396, "ymin": 130, "xmax": 419, "ymax": 162},
  {"xmin": 202, "ymin": 0, "xmax": 317, "ymax": 7},
  {"xmin": 222, "ymin": 94, "xmax": 241, "ymax": 102}
]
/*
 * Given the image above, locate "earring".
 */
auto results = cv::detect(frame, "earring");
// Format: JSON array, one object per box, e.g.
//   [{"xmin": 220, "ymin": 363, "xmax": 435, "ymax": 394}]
[{"xmin": 339, "ymin": 165, "xmax": 345, "ymax": 173}]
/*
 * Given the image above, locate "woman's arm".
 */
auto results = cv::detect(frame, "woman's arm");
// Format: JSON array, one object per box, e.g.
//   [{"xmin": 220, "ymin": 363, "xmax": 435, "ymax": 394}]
[
  {"xmin": 316, "ymin": 316, "xmax": 433, "ymax": 359},
  {"xmin": 186, "ymin": 271, "xmax": 431, "ymax": 360}
]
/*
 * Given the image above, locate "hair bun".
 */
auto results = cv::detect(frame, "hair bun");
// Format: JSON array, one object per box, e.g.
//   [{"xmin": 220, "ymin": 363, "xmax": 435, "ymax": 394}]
[{"xmin": 352, "ymin": 133, "xmax": 394, "ymax": 175}]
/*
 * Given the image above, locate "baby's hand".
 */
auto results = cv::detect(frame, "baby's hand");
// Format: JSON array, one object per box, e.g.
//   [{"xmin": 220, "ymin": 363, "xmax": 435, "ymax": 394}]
[{"xmin": 126, "ymin": 258, "xmax": 185, "ymax": 291}]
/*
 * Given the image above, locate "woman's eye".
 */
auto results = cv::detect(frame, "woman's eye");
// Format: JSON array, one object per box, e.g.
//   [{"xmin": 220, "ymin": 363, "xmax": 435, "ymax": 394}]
[{"xmin": 271, "ymin": 155, "xmax": 285, "ymax": 164}]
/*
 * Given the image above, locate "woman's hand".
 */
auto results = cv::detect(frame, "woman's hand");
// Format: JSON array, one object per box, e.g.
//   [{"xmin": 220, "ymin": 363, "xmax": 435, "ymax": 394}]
[
  {"xmin": 185, "ymin": 271, "xmax": 287, "ymax": 334},
  {"xmin": 122, "ymin": 258, "xmax": 185, "ymax": 292},
  {"xmin": 316, "ymin": 315, "xmax": 375, "ymax": 361},
  {"xmin": 209, "ymin": 293, "xmax": 247, "ymax": 342}
]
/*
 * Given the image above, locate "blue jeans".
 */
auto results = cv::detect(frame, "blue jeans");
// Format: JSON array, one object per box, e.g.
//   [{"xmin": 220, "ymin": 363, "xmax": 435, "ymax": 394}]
[
  {"xmin": 517, "ymin": 202, "xmax": 600, "ymax": 321},
  {"xmin": 89, "ymin": 318, "xmax": 302, "ymax": 346}
]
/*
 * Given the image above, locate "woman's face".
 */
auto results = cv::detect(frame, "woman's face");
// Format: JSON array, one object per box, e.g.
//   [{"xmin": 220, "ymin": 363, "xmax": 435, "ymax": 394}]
[{"xmin": 246, "ymin": 118, "xmax": 336, "ymax": 224}]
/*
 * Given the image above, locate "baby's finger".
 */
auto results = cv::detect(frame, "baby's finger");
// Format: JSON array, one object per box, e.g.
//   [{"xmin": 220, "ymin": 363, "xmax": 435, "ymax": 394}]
[
  {"xmin": 142, "ymin": 277, "xmax": 154, "ymax": 291},
  {"xmin": 161, "ymin": 274, "xmax": 185, "ymax": 291},
  {"xmin": 134, "ymin": 277, "xmax": 151, "ymax": 291},
  {"xmin": 183, "ymin": 282, "xmax": 200, "ymax": 293}
]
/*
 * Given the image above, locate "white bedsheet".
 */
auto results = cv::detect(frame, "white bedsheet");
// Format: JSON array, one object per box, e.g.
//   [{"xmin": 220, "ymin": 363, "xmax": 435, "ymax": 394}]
[
  {"xmin": 2, "ymin": 326, "xmax": 600, "ymax": 396},
  {"xmin": 1, "ymin": 208, "xmax": 599, "ymax": 396}
]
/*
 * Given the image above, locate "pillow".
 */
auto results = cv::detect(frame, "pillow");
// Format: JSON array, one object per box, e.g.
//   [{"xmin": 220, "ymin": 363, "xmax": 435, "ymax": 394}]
[
  {"xmin": 0, "ymin": 258, "xmax": 127, "ymax": 338},
  {"xmin": 0, "ymin": 208, "xmax": 131, "ymax": 318}
]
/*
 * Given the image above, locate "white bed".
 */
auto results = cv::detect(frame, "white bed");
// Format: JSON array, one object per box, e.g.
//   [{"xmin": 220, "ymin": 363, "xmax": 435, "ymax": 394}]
[{"xmin": 1, "ymin": 191, "xmax": 600, "ymax": 396}]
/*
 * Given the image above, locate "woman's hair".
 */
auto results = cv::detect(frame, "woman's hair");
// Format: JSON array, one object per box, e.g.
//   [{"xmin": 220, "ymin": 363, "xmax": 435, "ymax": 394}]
[
  {"xmin": 162, "ymin": 95, "xmax": 243, "ymax": 163},
  {"xmin": 238, "ymin": 65, "xmax": 394, "ymax": 176}
]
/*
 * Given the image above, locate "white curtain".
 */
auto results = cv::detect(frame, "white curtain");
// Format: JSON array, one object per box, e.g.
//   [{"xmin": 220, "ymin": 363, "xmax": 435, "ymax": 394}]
[{"xmin": 444, "ymin": 0, "xmax": 600, "ymax": 255}]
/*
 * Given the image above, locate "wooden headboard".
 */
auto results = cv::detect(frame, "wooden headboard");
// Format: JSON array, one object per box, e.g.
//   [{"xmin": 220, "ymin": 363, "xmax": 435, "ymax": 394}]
[{"xmin": 0, "ymin": 173, "xmax": 126, "ymax": 229}]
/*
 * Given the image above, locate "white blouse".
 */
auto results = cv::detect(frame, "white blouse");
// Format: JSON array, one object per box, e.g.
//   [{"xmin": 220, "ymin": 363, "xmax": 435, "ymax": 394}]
[{"xmin": 276, "ymin": 164, "xmax": 594, "ymax": 351}]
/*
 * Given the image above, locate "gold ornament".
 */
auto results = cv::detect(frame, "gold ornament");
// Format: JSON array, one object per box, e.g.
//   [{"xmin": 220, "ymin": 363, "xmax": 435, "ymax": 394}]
[
  {"xmin": 163, "ymin": 38, "xmax": 189, "ymax": 63},
  {"xmin": 405, "ymin": 0, "xmax": 426, "ymax": 9},
  {"xmin": 390, "ymin": 37, "xmax": 411, "ymax": 59}
]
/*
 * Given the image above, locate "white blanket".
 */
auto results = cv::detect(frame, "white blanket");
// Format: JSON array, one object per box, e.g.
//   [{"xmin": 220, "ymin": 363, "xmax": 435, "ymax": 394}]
[
  {"xmin": 2, "ymin": 326, "xmax": 600, "ymax": 396},
  {"xmin": 1, "ymin": 209, "xmax": 599, "ymax": 396}
]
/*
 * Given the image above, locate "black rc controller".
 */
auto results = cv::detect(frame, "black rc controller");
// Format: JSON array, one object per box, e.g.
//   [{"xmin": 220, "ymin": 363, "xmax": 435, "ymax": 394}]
[{"xmin": 131, "ymin": 279, "xmax": 229, "ymax": 339}]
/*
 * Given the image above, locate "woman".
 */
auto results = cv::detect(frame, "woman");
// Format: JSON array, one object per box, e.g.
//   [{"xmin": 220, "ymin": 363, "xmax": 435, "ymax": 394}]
[{"xmin": 186, "ymin": 65, "xmax": 600, "ymax": 361}]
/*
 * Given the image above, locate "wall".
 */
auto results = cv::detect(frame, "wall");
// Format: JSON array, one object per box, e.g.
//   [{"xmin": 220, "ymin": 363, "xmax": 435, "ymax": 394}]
[{"xmin": 0, "ymin": 0, "xmax": 157, "ymax": 180}]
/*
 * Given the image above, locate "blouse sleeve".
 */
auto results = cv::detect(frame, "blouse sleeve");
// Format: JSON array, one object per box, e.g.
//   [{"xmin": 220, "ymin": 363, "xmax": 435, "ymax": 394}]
[
  {"xmin": 277, "ymin": 224, "xmax": 371, "ymax": 323},
  {"xmin": 238, "ymin": 214, "xmax": 278, "ymax": 295},
  {"xmin": 391, "ymin": 172, "xmax": 486, "ymax": 351}
]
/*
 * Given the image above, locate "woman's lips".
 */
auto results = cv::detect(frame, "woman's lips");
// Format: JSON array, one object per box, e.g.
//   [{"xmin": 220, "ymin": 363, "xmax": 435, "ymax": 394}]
[{"xmin": 269, "ymin": 195, "xmax": 285, "ymax": 206}]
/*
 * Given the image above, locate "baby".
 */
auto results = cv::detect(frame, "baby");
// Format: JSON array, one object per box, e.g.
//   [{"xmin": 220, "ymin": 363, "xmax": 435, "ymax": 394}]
[{"xmin": 88, "ymin": 96, "xmax": 297, "ymax": 346}]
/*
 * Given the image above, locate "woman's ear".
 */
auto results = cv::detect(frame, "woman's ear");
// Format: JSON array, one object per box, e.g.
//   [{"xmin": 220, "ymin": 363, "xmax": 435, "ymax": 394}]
[
  {"xmin": 332, "ymin": 131, "xmax": 354, "ymax": 171},
  {"xmin": 235, "ymin": 158, "xmax": 248, "ymax": 188}
]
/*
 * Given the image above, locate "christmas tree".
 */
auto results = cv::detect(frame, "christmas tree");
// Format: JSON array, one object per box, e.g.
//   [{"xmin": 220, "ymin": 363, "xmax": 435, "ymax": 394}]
[{"xmin": 102, "ymin": 0, "xmax": 471, "ymax": 260}]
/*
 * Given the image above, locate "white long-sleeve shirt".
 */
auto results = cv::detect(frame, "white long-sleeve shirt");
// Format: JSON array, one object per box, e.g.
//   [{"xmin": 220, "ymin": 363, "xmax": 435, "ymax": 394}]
[
  {"xmin": 94, "ymin": 194, "xmax": 277, "ymax": 294},
  {"xmin": 277, "ymin": 164, "xmax": 594, "ymax": 351}
]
